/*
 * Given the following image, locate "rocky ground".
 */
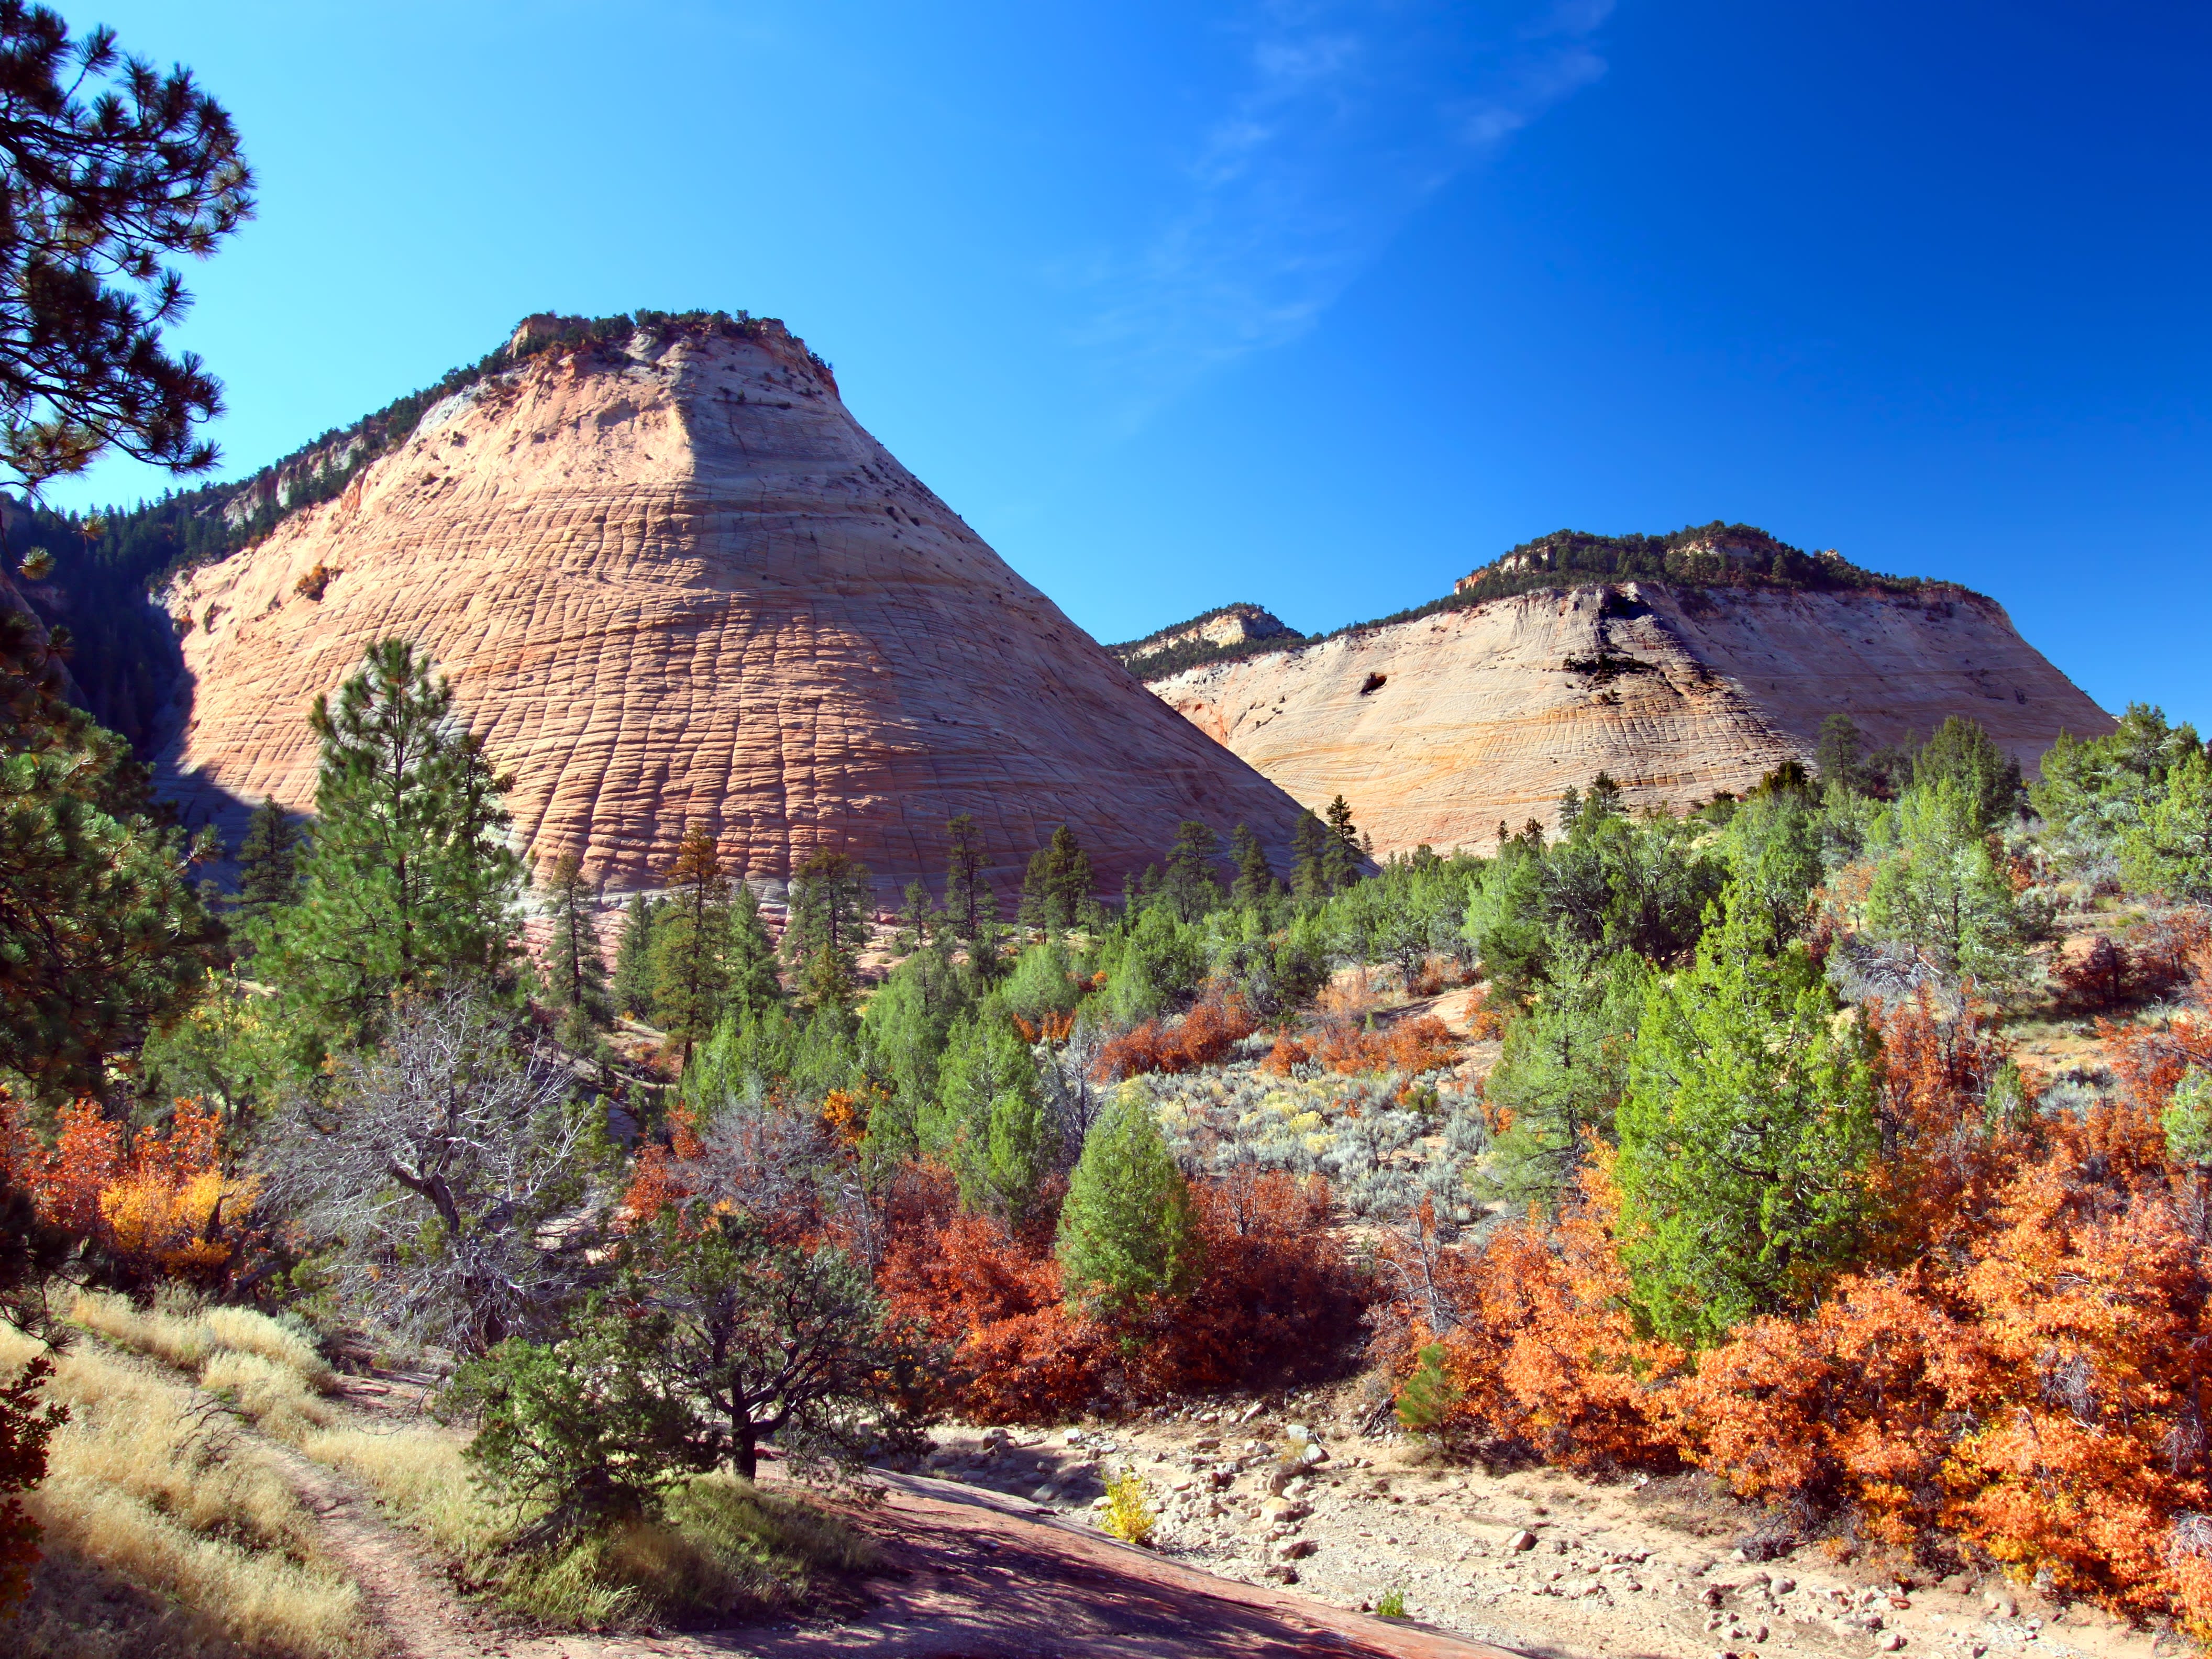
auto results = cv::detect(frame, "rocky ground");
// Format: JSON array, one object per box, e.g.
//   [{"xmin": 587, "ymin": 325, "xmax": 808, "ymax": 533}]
[{"xmin": 914, "ymin": 1401, "xmax": 2175, "ymax": 1659}]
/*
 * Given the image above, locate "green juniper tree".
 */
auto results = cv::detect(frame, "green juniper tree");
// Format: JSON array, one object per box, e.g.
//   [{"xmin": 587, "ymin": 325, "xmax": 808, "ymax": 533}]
[
  {"xmin": 1914, "ymin": 716, "xmax": 2025, "ymax": 834},
  {"xmin": 251, "ymin": 638, "xmax": 522, "ymax": 1058},
  {"xmin": 2033, "ymin": 704, "xmax": 2200, "ymax": 880},
  {"xmin": 2121, "ymin": 750, "xmax": 2212, "ymax": 904},
  {"xmin": 922, "ymin": 1009, "xmax": 1053, "ymax": 1226},
  {"xmin": 1863, "ymin": 778, "xmax": 2039, "ymax": 993},
  {"xmin": 1480, "ymin": 945, "xmax": 1649, "ymax": 1212},
  {"xmin": 1322, "ymin": 794, "xmax": 1362, "ymax": 893},
  {"xmin": 1056, "ymin": 1090, "xmax": 1201, "ymax": 1319},
  {"xmin": 1614, "ymin": 885, "xmax": 1881, "ymax": 1346}
]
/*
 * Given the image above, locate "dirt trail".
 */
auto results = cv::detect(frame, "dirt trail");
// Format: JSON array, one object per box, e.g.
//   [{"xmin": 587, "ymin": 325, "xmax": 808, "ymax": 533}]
[
  {"xmin": 248, "ymin": 1434, "xmax": 524, "ymax": 1659},
  {"xmin": 246, "ymin": 1396, "xmax": 1517, "ymax": 1659}
]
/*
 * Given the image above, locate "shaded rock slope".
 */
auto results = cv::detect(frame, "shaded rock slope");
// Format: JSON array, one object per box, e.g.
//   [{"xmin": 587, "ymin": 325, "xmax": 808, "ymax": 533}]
[
  {"xmin": 154, "ymin": 315, "xmax": 1310, "ymax": 894},
  {"xmin": 1150, "ymin": 581, "xmax": 2114, "ymax": 857}
]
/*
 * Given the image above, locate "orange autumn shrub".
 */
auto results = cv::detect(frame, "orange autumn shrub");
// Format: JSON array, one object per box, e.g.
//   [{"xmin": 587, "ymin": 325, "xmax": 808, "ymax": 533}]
[
  {"xmin": 1380, "ymin": 971, "xmax": 2212, "ymax": 1623},
  {"xmin": 7, "ymin": 1096, "xmax": 249, "ymax": 1288},
  {"xmin": 1124, "ymin": 1169, "xmax": 1366, "ymax": 1400},
  {"xmin": 1092, "ymin": 987, "xmax": 1258, "ymax": 1081},
  {"xmin": 1464, "ymin": 989, "xmax": 1505, "ymax": 1042},
  {"xmin": 876, "ymin": 1167, "xmax": 1103, "ymax": 1421},
  {"xmin": 1384, "ymin": 1014, "xmax": 1459, "ymax": 1076},
  {"xmin": 878, "ymin": 1164, "xmax": 1364, "ymax": 1419},
  {"xmin": 1379, "ymin": 1161, "xmax": 1684, "ymax": 1470},
  {"xmin": 1259, "ymin": 1031, "xmax": 1310, "ymax": 1075},
  {"xmin": 1308, "ymin": 1013, "xmax": 1461, "ymax": 1079}
]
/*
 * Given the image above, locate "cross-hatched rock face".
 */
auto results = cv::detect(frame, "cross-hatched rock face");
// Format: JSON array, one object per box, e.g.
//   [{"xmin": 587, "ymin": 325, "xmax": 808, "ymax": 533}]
[
  {"xmin": 156, "ymin": 319, "xmax": 1309, "ymax": 895},
  {"xmin": 1149, "ymin": 581, "xmax": 2113, "ymax": 857}
]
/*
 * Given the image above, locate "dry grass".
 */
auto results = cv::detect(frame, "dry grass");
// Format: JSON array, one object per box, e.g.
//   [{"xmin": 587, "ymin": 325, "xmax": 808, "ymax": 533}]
[
  {"xmin": 198, "ymin": 1348, "xmax": 337, "ymax": 1439},
  {"xmin": 0, "ymin": 1321, "xmax": 377, "ymax": 1658},
  {"xmin": 303, "ymin": 1413, "xmax": 877, "ymax": 1630},
  {"xmin": 70, "ymin": 1289, "xmax": 336, "ymax": 1396},
  {"xmin": 300, "ymin": 1419, "xmax": 498, "ymax": 1560},
  {"xmin": 44, "ymin": 1289, "xmax": 873, "ymax": 1636}
]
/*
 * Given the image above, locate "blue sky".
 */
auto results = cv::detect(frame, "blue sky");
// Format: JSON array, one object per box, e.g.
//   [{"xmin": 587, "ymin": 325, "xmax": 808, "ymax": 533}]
[{"xmin": 46, "ymin": 1, "xmax": 2212, "ymax": 727}]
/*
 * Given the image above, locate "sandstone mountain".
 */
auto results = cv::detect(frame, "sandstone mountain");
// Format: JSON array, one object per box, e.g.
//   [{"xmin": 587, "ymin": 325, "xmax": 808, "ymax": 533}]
[
  {"xmin": 153, "ymin": 313, "xmax": 1311, "ymax": 896},
  {"xmin": 1148, "ymin": 576, "xmax": 2114, "ymax": 858}
]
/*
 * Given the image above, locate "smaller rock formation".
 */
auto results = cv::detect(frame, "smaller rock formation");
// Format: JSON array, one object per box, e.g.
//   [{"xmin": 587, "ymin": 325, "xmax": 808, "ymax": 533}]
[{"xmin": 1109, "ymin": 604, "xmax": 1304, "ymax": 680}]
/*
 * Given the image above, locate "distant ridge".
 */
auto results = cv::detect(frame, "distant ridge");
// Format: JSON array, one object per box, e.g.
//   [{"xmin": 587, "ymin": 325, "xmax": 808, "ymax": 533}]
[
  {"xmin": 1107, "ymin": 602, "xmax": 1304, "ymax": 681},
  {"xmin": 1118, "ymin": 523, "xmax": 1968, "ymax": 685}
]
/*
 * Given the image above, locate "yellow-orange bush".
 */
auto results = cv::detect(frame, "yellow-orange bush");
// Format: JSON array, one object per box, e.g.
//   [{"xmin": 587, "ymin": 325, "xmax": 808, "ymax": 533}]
[{"xmin": 1, "ymin": 1093, "xmax": 250, "ymax": 1288}]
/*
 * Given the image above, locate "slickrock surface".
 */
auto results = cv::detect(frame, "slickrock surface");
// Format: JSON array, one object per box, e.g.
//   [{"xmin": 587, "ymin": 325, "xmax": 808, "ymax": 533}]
[
  {"xmin": 153, "ymin": 320, "xmax": 1308, "ymax": 893},
  {"xmin": 1150, "ymin": 583, "xmax": 2113, "ymax": 856}
]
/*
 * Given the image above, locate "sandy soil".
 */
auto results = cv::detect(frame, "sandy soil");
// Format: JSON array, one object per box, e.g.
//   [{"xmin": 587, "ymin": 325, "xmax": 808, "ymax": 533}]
[{"xmin": 910, "ymin": 1404, "xmax": 2178, "ymax": 1659}]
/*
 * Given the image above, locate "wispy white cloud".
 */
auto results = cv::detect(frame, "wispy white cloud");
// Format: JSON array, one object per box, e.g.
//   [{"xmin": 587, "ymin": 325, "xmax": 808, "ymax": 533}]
[{"xmin": 1076, "ymin": 1, "xmax": 1613, "ymax": 427}]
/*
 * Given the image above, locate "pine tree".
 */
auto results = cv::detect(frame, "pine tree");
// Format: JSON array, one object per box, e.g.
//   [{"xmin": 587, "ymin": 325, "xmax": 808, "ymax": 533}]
[
  {"xmin": 726, "ymin": 882, "xmax": 781, "ymax": 1022},
  {"xmin": 0, "ymin": 610, "xmax": 223, "ymax": 1098},
  {"xmin": 943, "ymin": 813, "xmax": 993, "ymax": 947},
  {"xmin": 1290, "ymin": 810, "xmax": 1329, "ymax": 903},
  {"xmin": 253, "ymin": 638, "xmax": 523, "ymax": 1055},
  {"xmin": 1229, "ymin": 823, "xmax": 1278, "ymax": 910},
  {"xmin": 1813, "ymin": 713, "xmax": 1866, "ymax": 793},
  {"xmin": 1586, "ymin": 771, "xmax": 1624, "ymax": 824},
  {"xmin": 1017, "ymin": 824, "xmax": 1096, "ymax": 937},
  {"xmin": 1159, "ymin": 821, "xmax": 1223, "ymax": 922},
  {"xmin": 891, "ymin": 880, "xmax": 934, "ymax": 956},
  {"xmin": 235, "ymin": 797, "xmax": 300, "ymax": 920},
  {"xmin": 541, "ymin": 853, "xmax": 611, "ymax": 1042},
  {"xmin": 1017, "ymin": 844, "xmax": 1054, "ymax": 936},
  {"xmin": 651, "ymin": 825, "xmax": 731, "ymax": 1064},
  {"xmin": 1321, "ymin": 795, "xmax": 1361, "ymax": 893},
  {"xmin": 784, "ymin": 849, "xmax": 871, "ymax": 1015},
  {"xmin": 1056, "ymin": 1092, "xmax": 1201, "ymax": 1318},
  {"xmin": 1044, "ymin": 824, "xmax": 1094, "ymax": 934},
  {"xmin": 612, "ymin": 893, "xmax": 657, "ymax": 1021}
]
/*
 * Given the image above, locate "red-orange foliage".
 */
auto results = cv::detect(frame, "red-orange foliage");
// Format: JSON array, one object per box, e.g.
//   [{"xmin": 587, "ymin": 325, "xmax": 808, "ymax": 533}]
[
  {"xmin": 1125, "ymin": 1169, "xmax": 1366, "ymax": 1400},
  {"xmin": 1307, "ymin": 1013, "xmax": 1461, "ymax": 1079},
  {"xmin": 1378, "ymin": 977, "xmax": 2212, "ymax": 1622},
  {"xmin": 1091, "ymin": 987, "xmax": 1258, "ymax": 1081},
  {"xmin": 877, "ymin": 1164, "xmax": 1364, "ymax": 1421},
  {"xmin": 1385, "ymin": 1163, "xmax": 1684, "ymax": 1470},
  {"xmin": 876, "ymin": 1166, "xmax": 1104, "ymax": 1421},
  {"xmin": 1259, "ymin": 1031, "xmax": 1310, "ymax": 1075},
  {"xmin": 10, "ymin": 1097, "xmax": 245, "ymax": 1287}
]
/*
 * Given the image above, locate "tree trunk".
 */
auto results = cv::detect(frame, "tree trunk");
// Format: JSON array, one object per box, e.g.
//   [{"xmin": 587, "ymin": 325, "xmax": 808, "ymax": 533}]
[{"xmin": 732, "ymin": 1425, "xmax": 758, "ymax": 1481}]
